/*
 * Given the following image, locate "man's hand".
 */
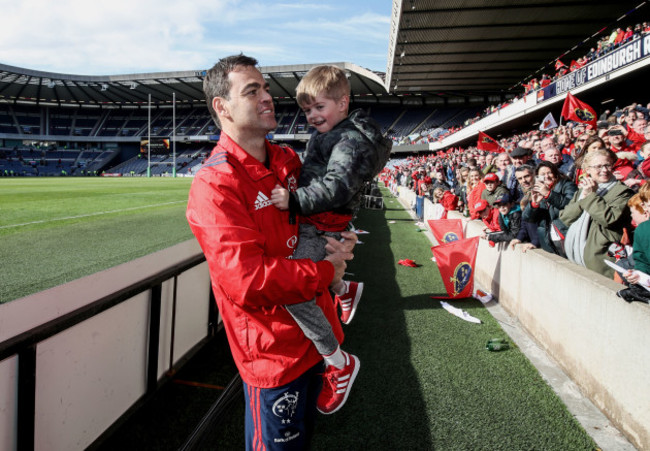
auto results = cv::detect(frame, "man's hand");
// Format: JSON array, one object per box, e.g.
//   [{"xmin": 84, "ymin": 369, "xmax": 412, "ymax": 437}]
[
  {"xmin": 509, "ymin": 238, "xmax": 521, "ymax": 250},
  {"xmin": 520, "ymin": 243, "xmax": 536, "ymax": 253},
  {"xmin": 324, "ymin": 235, "xmax": 355, "ymax": 286},
  {"xmin": 625, "ymin": 269, "xmax": 640, "ymax": 285},
  {"xmin": 624, "ymin": 178, "xmax": 643, "ymax": 188},
  {"xmin": 271, "ymin": 184, "xmax": 289, "ymax": 210},
  {"xmin": 337, "ymin": 231, "xmax": 358, "ymax": 253}
]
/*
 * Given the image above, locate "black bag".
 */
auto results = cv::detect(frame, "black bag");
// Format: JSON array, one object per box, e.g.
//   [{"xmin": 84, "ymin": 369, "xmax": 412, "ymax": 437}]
[{"xmin": 616, "ymin": 283, "xmax": 650, "ymax": 304}]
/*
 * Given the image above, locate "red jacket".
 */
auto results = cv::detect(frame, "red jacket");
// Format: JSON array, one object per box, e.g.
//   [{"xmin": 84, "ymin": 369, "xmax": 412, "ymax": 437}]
[
  {"xmin": 468, "ymin": 182, "xmax": 487, "ymax": 219},
  {"xmin": 186, "ymin": 133, "xmax": 343, "ymax": 388}
]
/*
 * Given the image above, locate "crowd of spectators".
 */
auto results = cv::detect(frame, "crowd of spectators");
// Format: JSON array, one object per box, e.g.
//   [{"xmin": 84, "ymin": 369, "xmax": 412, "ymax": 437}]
[
  {"xmin": 380, "ymin": 101, "xmax": 650, "ymax": 288},
  {"xmin": 389, "ymin": 22, "xmax": 650, "ymax": 147}
]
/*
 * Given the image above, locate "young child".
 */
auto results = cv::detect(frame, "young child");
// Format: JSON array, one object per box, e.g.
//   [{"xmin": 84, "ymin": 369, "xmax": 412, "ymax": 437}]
[
  {"xmin": 485, "ymin": 193, "xmax": 522, "ymax": 243},
  {"xmin": 624, "ymin": 188, "xmax": 650, "ymax": 287},
  {"xmin": 270, "ymin": 65, "xmax": 392, "ymax": 414},
  {"xmin": 481, "ymin": 172, "xmax": 508, "ymax": 206}
]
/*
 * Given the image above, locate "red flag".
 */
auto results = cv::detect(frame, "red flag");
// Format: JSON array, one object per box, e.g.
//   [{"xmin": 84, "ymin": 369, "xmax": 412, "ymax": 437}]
[
  {"xmin": 477, "ymin": 131, "xmax": 504, "ymax": 153},
  {"xmin": 431, "ymin": 236, "xmax": 480, "ymax": 299},
  {"xmin": 428, "ymin": 219, "xmax": 464, "ymax": 245},
  {"xmin": 561, "ymin": 92, "xmax": 597, "ymax": 128},
  {"xmin": 555, "ymin": 59, "xmax": 566, "ymax": 70}
]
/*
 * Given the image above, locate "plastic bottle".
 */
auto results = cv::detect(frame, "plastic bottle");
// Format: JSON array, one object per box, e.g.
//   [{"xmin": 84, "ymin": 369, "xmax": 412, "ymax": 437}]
[{"xmin": 486, "ymin": 338, "xmax": 509, "ymax": 351}]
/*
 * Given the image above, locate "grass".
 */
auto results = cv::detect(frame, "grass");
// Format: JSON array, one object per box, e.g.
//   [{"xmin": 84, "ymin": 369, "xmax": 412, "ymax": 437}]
[
  {"xmin": 308, "ymin": 190, "xmax": 597, "ymax": 450},
  {"xmin": 160, "ymin": 188, "xmax": 596, "ymax": 450},
  {"xmin": 0, "ymin": 177, "xmax": 194, "ymax": 303},
  {"xmin": 2, "ymin": 179, "xmax": 598, "ymax": 449}
]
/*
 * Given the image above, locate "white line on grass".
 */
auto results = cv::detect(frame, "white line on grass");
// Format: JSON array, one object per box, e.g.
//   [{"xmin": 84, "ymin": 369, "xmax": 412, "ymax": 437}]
[{"xmin": 0, "ymin": 201, "xmax": 186, "ymax": 230}]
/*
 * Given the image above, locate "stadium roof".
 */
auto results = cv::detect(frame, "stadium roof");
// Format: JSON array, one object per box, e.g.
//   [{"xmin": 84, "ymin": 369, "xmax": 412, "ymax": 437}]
[
  {"xmin": 0, "ymin": 62, "xmax": 387, "ymax": 108},
  {"xmin": 1, "ymin": 0, "xmax": 646, "ymax": 108},
  {"xmin": 385, "ymin": 0, "xmax": 646, "ymax": 94}
]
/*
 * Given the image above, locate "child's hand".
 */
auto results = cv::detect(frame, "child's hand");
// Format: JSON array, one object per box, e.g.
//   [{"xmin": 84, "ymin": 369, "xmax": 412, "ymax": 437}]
[{"xmin": 271, "ymin": 184, "xmax": 289, "ymax": 210}]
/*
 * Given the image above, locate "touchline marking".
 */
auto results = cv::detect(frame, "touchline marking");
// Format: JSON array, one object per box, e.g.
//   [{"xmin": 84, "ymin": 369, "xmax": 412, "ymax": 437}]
[{"xmin": 0, "ymin": 201, "xmax": 186, "ymax": 230}]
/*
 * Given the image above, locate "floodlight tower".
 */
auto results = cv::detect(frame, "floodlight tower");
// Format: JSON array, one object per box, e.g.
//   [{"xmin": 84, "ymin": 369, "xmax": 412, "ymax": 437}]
[
  {"xmin": 172, "ymin": 92, "xmax": 176, "ymax": 177},
  {"xmin": 147, "ymin": 94, "xmax": 151, "ymax": 178}
]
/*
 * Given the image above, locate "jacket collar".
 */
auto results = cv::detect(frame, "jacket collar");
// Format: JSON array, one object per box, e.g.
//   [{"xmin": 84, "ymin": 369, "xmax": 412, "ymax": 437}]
[{"xmin": 217, "ymin": 132, "xmax": 298, "ymax": 182}]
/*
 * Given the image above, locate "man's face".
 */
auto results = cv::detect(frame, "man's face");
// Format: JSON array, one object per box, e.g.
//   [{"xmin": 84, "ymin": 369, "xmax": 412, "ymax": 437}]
[
  {"xmin": 486, "ymin": 154, "xmax": 494, "ymax": 165},
  {"xmin": 609, "ymin": 132, "xmax": 624, "ymax": 147},
  {"xmin": 633, "ymin": 119, "xmax": 647, "ymax": 135},
  {"xmin": 217, "ymin": 65, "xmax": 276, "ymax": 134},
  {"xmin": 495, "ymin": 154, "xmax": 510, "ymax": 169},
  {"xmin": 572, "ymin": 126, "xmax": 584, "ymax": 138},
  {"xmin": 516, "ymin": 170, "xmax": 533, "ymax": 190},
  {"xmin": 477, "ymin": 155, "xmax": 486, "ymax": 166},
  {"xmin": 531, "ymin": 140, "xmax": 541, "ymax": 152},
  {"xmin": 544, "ymin": 148, "xmax": 562, "ymax": 165},
  {"xmin": 512, "ymin": 155, "xmax": 528, "ymax": 168},
  {"xmin": 644, "ymin": 125, "xmax": 650, "ymax": 142}
]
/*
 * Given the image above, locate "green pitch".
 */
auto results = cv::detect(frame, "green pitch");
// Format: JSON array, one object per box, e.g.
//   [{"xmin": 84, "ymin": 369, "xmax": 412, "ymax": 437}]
[
  {"xmin": 0, "ymin": 177, "xmax": 195, "ymax": 304},
  {"xmin": 101, "ymin": 187, "xmax": 597, "ymax": 450}
]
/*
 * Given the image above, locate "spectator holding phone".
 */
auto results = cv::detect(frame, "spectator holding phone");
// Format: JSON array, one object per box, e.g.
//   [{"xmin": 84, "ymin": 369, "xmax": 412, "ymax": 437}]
[
  {"xmin": 560, "ymin": 148, "xmax": 633, "ymax": 277},
  {"xmin": 523, "ymin": 161, "xmax": 577, "ymax": 255}
]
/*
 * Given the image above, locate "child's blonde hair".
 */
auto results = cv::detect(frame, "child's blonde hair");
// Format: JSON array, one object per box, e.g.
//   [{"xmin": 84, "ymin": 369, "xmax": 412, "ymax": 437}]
[
  {"xmin": 296, "ymin": 65, "xmax": 350, "ymax": 108},
  {"xmin": 628, "ymin": 193, "xmax": 646, "ymax": 214}
]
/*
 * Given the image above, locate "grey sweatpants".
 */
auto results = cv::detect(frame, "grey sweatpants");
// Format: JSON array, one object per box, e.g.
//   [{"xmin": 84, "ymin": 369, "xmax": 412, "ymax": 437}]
[{"xmin": 285, "ymin": 223, "xmax": 341, "ymax": 356}]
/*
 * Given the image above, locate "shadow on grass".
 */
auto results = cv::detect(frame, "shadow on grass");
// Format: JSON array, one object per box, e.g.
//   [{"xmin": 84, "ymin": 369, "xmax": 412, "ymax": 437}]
[
  {"xmin": 193, "ymin": 204, "xmax": 433, "ymax": 450},
  {"xmin": 311, "ymin": 206, "xmax": 433, "ymax": 450}
]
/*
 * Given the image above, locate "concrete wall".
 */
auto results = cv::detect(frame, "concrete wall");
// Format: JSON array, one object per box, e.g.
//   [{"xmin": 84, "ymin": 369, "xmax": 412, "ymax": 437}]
[
  {"xmin": 398, "ymin": 187, "xmax": 650, "ymax": 450},
  {"xmin": 0, "ymin": 239, "xmax": 212, "ymax": 451}
]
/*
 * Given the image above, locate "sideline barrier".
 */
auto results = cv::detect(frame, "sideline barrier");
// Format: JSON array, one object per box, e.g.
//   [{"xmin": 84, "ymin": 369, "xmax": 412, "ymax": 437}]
[
  {"xmin": 0, "ymin": 240, "xmax": 213, "ymax": 451},
  {"xmin": 397, "ymin": 185, "xmax": 650, "ymax": 450}
]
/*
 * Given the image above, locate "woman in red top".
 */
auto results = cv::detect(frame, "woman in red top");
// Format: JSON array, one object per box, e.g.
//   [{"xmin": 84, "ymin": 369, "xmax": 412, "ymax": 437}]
[{"xmin": 467, "ymin": 168, "xmax": 487, "ymax": 219}]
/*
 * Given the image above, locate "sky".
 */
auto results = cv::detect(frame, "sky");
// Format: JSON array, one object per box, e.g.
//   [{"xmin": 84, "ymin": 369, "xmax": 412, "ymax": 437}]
[{"xmin": 0, "ymin": 0, "xmax": 392, "ymax": 76}]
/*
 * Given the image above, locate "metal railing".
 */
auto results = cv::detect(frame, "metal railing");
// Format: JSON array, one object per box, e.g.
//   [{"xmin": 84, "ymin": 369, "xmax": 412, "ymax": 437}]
[{"xmin": 0, "ymin": 252, "xmax": 209, "ymax": 451}]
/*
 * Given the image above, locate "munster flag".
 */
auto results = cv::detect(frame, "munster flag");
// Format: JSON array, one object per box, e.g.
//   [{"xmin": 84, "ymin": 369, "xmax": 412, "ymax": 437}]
[
  {"xmin": 539, "ymin": 112, "xmax": 558, "ymax": 131},
  {"xmin": 561, "ymin": 92, "xmax": 597, "ymax": 128},
  {"xmin": 555, "ymin": 59, "xmax": 566, "ymax": 71},
  {"xmin": 477, "ymin": 131, "xmax": 503, "ymax": 152},
  {"xmin": 431, "ymin": 236, "xmax": 480, "ymax": 299},
  {"xmin": 428, "ymin": 219, "xmax": 464, "ymax": 245}
]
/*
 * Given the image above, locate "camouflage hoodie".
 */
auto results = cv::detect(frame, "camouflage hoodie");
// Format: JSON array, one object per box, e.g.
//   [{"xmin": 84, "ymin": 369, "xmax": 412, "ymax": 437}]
[{"xmin": 290, "ymin": 109, "xmax": 392, "ymax": 223}]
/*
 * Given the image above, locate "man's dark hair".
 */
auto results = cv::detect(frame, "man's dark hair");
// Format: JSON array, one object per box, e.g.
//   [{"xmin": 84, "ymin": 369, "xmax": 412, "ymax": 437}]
[
  {"xmin": 515, "ymin": 164, "xmax": 534, "ymax": 175},
  {"xmin": 204, "ymin": 54, "xmax": 258, "ymax": 127}
]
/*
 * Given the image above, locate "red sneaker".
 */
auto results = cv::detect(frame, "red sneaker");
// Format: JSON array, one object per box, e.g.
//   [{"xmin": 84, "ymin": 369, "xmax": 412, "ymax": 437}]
[
  {"xmin": 336, "ymin": 281, "xmax": 363, "ymax": 325},
  {"xmin": 317, "ymin": 352, "xmax": 360, "ymax": 415}
]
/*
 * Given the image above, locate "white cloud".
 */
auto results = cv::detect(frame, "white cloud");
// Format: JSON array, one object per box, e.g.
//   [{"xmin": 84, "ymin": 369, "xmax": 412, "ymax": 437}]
[{"xmin": 0, "ymin": 0, "xmax": 390, "ymax": 75}]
